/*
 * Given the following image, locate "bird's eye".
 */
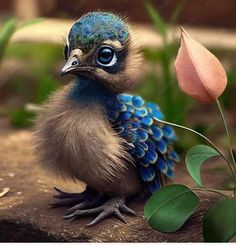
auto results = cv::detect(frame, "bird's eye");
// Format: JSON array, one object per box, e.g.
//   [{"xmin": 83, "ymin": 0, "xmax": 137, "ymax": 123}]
[
  {"xmin": 72, "ymin": 60, "xmax": 78, "ymax": 66},
  {"xmin": 64, "ymin": 44, "xmax": 69, "ymax": 60},
  {"xmin": 97, "ymin": 47, "xmax": 117, "ymax": 66},
  {"xmin": 71, "ymin": 56, "xmax": 78, "ymax": 66}
]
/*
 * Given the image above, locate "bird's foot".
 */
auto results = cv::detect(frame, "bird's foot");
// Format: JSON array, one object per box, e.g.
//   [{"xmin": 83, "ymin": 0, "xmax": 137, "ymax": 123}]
[
  {"xmin": 51, "ymin": 186, "xmax": 102, "ymax": 208},
  {"xmin": 63, "ymin": 196, "xmax": 136, "ymax": 226}
]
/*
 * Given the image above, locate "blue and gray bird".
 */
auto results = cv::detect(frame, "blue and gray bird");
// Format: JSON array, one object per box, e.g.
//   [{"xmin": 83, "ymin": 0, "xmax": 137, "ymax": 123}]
[{"xmin": 34, "ymin": 12, "xmax": 179, "ymax": 226}]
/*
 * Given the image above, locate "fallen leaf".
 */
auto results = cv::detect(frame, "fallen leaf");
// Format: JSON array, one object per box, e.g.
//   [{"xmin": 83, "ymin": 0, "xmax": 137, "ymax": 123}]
[
  {"xmin": 0, "ymin": 187, "xmax": 10, "ymax": 197},
  {"xmin": 8, "ymin": 173, "xmax": 15, "ymax": 178}
]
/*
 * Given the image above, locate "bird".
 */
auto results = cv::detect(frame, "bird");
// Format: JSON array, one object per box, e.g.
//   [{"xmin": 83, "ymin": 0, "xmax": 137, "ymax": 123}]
[{"xmin": 34, "ymin": 11, "xmax": 179, "ymax": 226}]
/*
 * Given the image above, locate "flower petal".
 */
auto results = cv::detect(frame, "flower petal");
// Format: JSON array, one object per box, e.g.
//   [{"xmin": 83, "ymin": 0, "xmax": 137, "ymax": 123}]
[{"xmin": 175, "ymin": 27, "xmax": 227, "ymax": 103}]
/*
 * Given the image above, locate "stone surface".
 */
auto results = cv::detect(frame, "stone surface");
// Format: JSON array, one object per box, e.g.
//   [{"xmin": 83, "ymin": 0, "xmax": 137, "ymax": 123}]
[{"xmin": 0, "ymin": 119, "xmax": 228, "ymax": 242}]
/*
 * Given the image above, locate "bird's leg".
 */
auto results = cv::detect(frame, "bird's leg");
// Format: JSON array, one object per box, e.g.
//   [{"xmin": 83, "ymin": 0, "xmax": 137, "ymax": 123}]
[
  {"xmin": 51, "ymin": 186, "xmax": 103, "ymax": 208},
  {"xmin": 63, "ymin": 196, "xmax": 136, "ymax": 226}
]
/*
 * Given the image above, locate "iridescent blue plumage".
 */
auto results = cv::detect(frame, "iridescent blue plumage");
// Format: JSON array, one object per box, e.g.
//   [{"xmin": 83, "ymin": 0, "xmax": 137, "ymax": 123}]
[
  {"xmin": 105, "ymin": 93, "xmax": 180, "ymax": 193},
  {"xmin": 69, "ymin": 12, "xmax": 129, "ymax": 49}
]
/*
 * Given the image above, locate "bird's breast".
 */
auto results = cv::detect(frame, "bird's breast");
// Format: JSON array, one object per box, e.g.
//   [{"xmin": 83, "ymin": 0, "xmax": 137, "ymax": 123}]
[{"xmin": 34, "ymin": 84, "xmax": 140, "ymax": 195}]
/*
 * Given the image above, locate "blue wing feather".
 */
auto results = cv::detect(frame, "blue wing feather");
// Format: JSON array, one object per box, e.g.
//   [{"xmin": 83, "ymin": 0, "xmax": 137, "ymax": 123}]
[{"xmin": 105, "ymin": 93, "xmax": 179, "ymax": 193}]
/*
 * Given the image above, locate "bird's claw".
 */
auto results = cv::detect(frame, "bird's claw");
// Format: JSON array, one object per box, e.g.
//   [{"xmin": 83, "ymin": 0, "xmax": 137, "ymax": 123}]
[
  {"xmin": 51, "ymin": 186, "xmax": 98, "ymax": 208},
  {"xmin": 51, "ymin": 188, "xmax": 135, "ymax": 226},
  {"xmin": 63, "ymin": 197, "xmax": 136, "ymax": 226}
]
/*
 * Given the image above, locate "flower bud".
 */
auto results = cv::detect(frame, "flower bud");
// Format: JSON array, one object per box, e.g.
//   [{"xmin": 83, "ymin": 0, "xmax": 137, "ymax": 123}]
[{"xmin": 175, "ymin": 27, "xmax": 227, "ymax": 103}]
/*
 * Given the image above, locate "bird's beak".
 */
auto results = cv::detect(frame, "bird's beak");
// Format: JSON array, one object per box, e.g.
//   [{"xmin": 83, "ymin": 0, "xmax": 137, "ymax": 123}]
[
  {"xmin": 61, "ymin": 59, "xmax": 75, "ymax": 76},
  {"xmin": 61, "ymin": 49, "xmax": 91, "ymax": 76}
]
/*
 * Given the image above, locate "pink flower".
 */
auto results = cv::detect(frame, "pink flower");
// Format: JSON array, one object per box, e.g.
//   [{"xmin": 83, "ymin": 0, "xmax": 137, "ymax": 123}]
[{"xmin": 174, "ymin": 27, "xmax": 227, "ymax": 103}]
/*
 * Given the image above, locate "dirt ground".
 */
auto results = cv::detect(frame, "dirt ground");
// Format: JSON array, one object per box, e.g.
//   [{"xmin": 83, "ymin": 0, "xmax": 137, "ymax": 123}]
[{"xmin": 0, "ymin": 118, "xmax": 230, "ymax": 242}]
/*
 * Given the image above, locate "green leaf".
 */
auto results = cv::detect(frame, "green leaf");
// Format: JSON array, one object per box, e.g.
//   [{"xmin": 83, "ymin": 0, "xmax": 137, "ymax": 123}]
[
  {"xmin": 144, "ymin": 184, "xmax": 199, "ymax": 233},
  {"xmin": 170, "ymin": 0, "xmax": 187, "ymax": 25},
  {"xmin": 203, "ymin": 198, "xmax": 236, "ymax": 242},
  {"xmin": 0, "ymin": 19, "xmax": 17, "ymax": 62},
  {"xmin": 186, "ymin": 145, "xmax": 220, "ymax": 187},
  {"xmin": 145, "ymin": 2, "xmax": 167, "ymax": 43},
  {"xmin": 18, "ymin": 18, "xmax": 44, "ymax": 29}
]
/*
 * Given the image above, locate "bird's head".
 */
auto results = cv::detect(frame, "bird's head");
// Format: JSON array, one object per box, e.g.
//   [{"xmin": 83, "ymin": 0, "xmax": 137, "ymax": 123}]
[{"xmin": 61, "ymin": 12, "xmax": 142, "ymax": 92}]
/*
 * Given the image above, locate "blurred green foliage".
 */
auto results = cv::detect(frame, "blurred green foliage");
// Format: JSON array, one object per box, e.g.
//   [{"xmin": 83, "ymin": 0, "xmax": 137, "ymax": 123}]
[
  {"xmin": 0, "ymin": 19, "xmax": 17, "ymax": 64},
  {"xmin": 6, "ymin": 42, "xmax": 61, "ymax": 63},
  {"xmin": 35, "ymin": 74, "xmax": 60, "ymax": 103},
  {"xmin": 222, "ymin": 69, "xmax": 236, "ymax": 109},
  {"xmin": 6, "ymin": 42, "xmax": 62, "ymax": 103},
  {"xmin": 10, "ymin": 107, "xmax": 35, "ymax": 128},
  {"xmin": 5, "ymin": 43, "xmax": 62, "ymax": 127},
  {"xmin": 137, "ymin": 1, "xmax": 190, "ymax": 125},
  {"xmin": 0, "ymin": 18, "xmax": 62, "ymax": 128},
  {"xmin": 0, "ymin": 18, "xmax": 43, "ymax": 65}
]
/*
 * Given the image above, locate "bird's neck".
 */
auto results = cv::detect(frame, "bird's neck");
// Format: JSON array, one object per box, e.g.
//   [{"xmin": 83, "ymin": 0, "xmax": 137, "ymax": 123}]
[{"xmin": 68, "ymin": 75, "xmax": 114, "ymax": 105}]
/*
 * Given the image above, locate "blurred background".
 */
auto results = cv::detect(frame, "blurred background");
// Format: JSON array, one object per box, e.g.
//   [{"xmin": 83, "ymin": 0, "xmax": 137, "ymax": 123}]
[{"xmin": 0, "ymin": 0, "xmax": 236, "ymax": 187}]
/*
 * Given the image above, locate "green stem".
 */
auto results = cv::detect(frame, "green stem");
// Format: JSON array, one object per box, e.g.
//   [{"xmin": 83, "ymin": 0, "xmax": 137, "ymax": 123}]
[
  {"xmin": 155, "ymin": 118, "xmax": 226, "ymax": 161},
  {"xmin": 154, "ymin": 118, "xmax": 236, "ymax": 185},
  {"xmin": 192, "ymin": 187, "xmax": 227, "ymax": 197}
]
